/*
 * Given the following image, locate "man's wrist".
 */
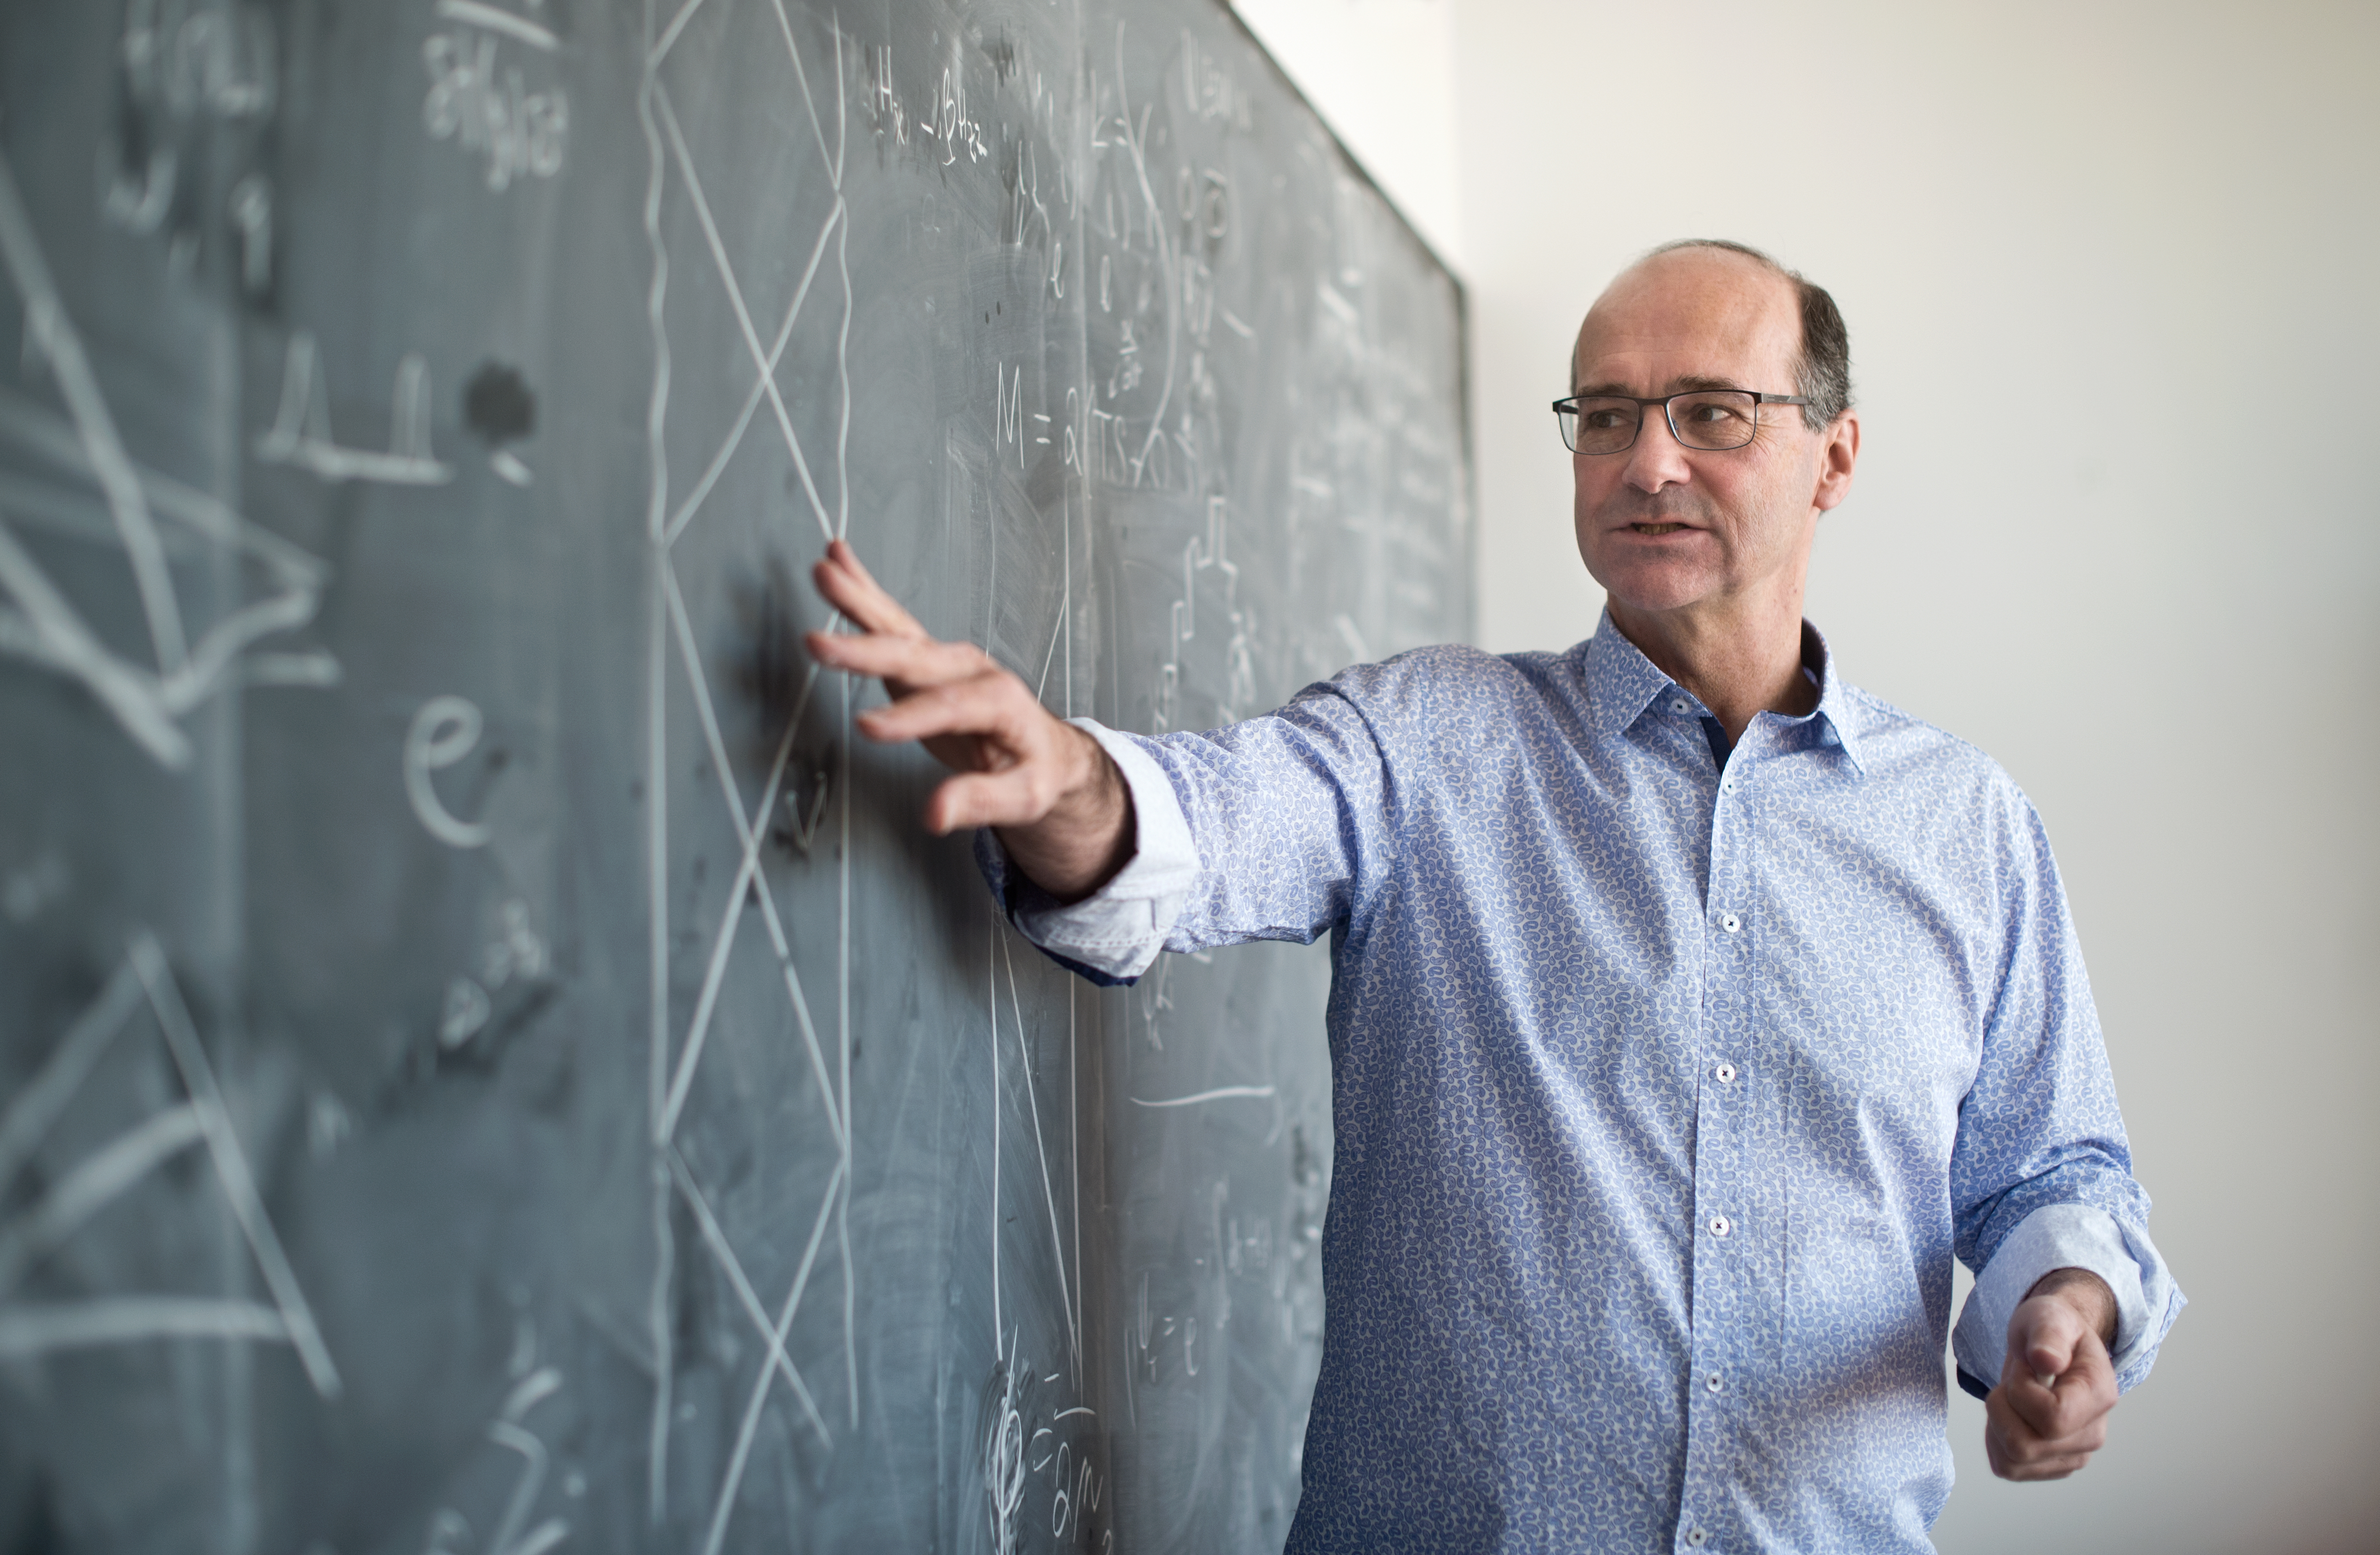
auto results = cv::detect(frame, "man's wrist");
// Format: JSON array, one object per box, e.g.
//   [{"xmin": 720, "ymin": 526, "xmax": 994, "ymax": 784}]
[
  {"xmin": 1003, "ymin": 726, "xmax": 1133, "ymax": 904},
  {"xmin": 1065, "ymin": 731, "xmax": 1135, "ymax": 896},
  {"xmin": 1060, "ymin": 721, "xmax": 1116, "ymax": 812},
  {"xmin": 2025, "ymin": 1267, "xmax": 2117, "ymax": 1350}
]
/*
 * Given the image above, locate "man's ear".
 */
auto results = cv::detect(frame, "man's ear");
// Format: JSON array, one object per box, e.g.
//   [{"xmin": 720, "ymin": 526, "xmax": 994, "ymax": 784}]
[{"xmin": 1812, "ymin": 411, "xmax": 1861, "ymax": 513}]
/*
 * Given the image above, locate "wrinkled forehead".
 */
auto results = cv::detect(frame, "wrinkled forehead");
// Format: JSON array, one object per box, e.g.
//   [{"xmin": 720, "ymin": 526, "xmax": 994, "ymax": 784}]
[{"xmin": 1570, "ymin": 253, "xmax": 1801, "ymax": 394}]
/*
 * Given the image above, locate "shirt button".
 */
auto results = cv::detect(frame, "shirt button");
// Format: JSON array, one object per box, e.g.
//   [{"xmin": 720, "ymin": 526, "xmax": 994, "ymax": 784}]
[
  {"xmin": 1686, "ymin": 1526, "xmax": 1709, "ymax": 1546},
  {"xmin": 1720, "ymin": 777, "xmax": 1735, "ymax": 793},
  {"xmin": 1706, "ymin": 1372, "xmax": 1724, "ymax": 1392},
  {"xmin": 1713, "ymin": 1063, "xmax": 1737, "ymax": 1084},
  {"xmin": 1718, "ymin": 912, "xmax": 1741, "ymax": 933},
  {"xmin": 1709, "ymin": 1215, "xmax": 1732, "ymax": 1237},
  {"xmin": 1670, "ymin": 698, "xmax": 1692, "ymax": 714}
]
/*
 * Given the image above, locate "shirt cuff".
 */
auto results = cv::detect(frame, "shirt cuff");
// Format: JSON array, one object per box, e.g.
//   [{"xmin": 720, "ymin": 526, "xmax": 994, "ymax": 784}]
[
  {"xmin": 1951, "ymin": 1203, "xmax": 2154, "ymax": 1391},
  {"xmin": 975, "ymin": 719, "xmax": 1199, "ymax": 982}
]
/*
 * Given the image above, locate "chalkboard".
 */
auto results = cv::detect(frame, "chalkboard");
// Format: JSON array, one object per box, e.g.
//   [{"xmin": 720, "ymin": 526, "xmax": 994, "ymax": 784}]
[{"xmin": 0, "ymin": 2, "xmax": 1469, "ymax": 1551}]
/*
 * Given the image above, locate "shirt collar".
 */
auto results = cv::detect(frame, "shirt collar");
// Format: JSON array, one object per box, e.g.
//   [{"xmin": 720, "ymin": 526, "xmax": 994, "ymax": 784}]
[
  {"xmin": 1796, "ymin": 621, "xmax": 1868, "ymax": 775},
  {"xmin": 1580, "ymin": 611, "xmax": 1682, "ymax": 742},
  {"xmin": 1580, "ymin": 611, "xmax": 1869, "ymax": 776}
]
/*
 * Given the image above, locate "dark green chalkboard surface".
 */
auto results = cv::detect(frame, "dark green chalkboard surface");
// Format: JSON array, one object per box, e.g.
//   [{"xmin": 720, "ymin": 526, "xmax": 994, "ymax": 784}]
[{"xmin": 0, "ymin": 2, "xmax": 1468, "ymax": 1549}]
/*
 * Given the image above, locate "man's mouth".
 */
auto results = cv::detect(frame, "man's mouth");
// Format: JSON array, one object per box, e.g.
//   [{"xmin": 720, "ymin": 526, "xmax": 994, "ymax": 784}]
[{"xmin": 1630, "ymin": 522, "xmax": 1688, "ymax": 536}]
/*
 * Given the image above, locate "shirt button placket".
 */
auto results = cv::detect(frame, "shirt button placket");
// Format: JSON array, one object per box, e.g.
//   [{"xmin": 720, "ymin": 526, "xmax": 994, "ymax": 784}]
[{"xmin": 1693, "ymin": 737, "xmax": 1753, "ymax": 1555}]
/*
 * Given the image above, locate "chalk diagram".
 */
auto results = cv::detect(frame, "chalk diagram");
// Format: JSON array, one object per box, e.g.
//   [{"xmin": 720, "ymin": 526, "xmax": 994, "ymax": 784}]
[
  {"xmin": 0, "ymin": 933, "xmax": 341, "ymax": 1398},
  {"xmin": 635, "ymin": 3, "xmax": 871, "ymax": 1548},
  {"xmin": 0, "ymin": 150, "xmax": 337, "ymax": 771}
]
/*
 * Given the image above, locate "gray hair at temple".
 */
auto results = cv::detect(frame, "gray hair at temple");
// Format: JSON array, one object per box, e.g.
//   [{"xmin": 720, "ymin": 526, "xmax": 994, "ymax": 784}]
[{"xmin": 1586, "ymin": 238, "xmax": 1856, "ymax": 432}]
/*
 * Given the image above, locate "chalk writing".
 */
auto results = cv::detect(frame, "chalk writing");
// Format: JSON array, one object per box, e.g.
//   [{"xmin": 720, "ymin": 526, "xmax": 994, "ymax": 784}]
[
  {"xmin": 228, "ymin": 174, "xmax": 271, "ymax": 293},
  {"xmin": 100, "ymin": 146, "xmax": 175, "ymax": 235},
  {"xmin": 441, "ymin": 977, "xmax": 492, "ymax": 1047},
  {"xmin": 422, "ymin": 8, "xmax": 568, "ymax": 192},
  {"xmin": 1156, "ymin": 496, "xmax": 1253, "ymax": 732},
  {"xmin": 405, "ymin": 695, "xmax": 494, "ymax": 848},
  {"xmin": 119, "ymin": 2, "xmax": 277, "ymax": 120},
  {"xmin": 420, "ymin": 1325, "xmax": 570, "ymax": 1555},
  {"xmin": 257, "ymin": 333, "xmax": 456, "ymax": 485}
]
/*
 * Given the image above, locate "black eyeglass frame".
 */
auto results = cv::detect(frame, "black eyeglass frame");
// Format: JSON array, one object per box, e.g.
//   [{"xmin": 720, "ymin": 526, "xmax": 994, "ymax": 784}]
[{"xmin": 1552, "ymin": 390, "xmax": 1811, "ymax": 455}]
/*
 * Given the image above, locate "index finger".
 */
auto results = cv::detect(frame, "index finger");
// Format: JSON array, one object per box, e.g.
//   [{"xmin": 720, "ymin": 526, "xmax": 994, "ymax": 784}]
[{"xmin": 814, "ymin": 540, "xmax": 927, "ymax": 641}]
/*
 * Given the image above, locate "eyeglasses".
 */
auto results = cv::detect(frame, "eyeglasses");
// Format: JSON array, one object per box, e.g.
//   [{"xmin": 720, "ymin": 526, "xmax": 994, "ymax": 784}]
[{"xmin": 1552, "ymin": 389, "xmax": 1810, "ymax": 455}]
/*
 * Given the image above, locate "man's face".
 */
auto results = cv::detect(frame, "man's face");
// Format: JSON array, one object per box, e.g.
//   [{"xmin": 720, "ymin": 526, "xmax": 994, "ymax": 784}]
[{"xmin": 1570, "ymin": 251, "xmax": 1854, "ymax": 620}]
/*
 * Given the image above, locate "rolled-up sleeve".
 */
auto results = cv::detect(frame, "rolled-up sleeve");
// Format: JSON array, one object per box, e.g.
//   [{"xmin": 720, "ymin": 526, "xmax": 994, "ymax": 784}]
[
  {"xmin": 1949, "ymin": 798, "xmax": 2186, "ymax": 1395},
  {"xmin": 972, "ymin": 720, "xmax": 1203, "ymax": 983},
  {"xmin": 1952, "ymin": 1200, "xmax": 2176, "ymax": 1392}
]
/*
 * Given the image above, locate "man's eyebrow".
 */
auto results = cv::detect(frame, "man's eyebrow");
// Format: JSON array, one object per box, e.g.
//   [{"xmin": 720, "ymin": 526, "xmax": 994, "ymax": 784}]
[{"xmin": 1568, "ymin": 374, "xmax": 1752, "ymax": 397}]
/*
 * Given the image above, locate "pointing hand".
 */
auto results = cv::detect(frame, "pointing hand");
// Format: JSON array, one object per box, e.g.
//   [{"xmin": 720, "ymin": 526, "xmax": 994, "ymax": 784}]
[{"xmin": 806, "ymin": 541, "xmax": 1132, "ymax": 899}]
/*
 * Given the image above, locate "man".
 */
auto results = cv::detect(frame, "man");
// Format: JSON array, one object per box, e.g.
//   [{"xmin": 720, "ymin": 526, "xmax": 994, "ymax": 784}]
[{"xmin": 807, "ymin": 240, "xmax": 2182, "ymax": 1553}]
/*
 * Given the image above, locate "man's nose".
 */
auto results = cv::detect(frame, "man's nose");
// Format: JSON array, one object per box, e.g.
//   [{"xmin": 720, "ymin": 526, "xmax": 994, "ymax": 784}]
[{"xmin": 1621, "ymin": 406, "xmax": 1693, "ymax": 492}]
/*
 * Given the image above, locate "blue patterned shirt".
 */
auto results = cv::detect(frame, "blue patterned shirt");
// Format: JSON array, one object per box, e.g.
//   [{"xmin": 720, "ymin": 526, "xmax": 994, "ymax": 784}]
[{"xmin": 982, "ymin": 615, "xmax": 2183, "ymax": 1554}]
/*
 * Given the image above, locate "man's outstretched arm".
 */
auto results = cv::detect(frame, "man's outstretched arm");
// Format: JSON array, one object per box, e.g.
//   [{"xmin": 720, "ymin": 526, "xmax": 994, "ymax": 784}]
[
  {"xmin": 805, "ymin": 540, "xmax": 1133, "ymax": 901},
  {"xmin": 1985, "ymin": 1268, "xmax": 2119, "ymax": 1482}
]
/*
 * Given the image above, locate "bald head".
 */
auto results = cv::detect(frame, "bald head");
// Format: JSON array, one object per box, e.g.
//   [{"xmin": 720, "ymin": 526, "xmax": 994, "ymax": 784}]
[{"xmin": 1570, "ymin": 241, "xmax": 1852, "ymax": 429}]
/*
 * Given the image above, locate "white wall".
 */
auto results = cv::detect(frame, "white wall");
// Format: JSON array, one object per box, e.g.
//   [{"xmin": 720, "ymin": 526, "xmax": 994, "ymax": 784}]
[
  {"xmin": 1248, "ymin": 2, "xmax": 2380, "ymax": 1550},
  {"xmin": 1227, "ymin": 0, "xmax": 1464, "ymax": 270}
]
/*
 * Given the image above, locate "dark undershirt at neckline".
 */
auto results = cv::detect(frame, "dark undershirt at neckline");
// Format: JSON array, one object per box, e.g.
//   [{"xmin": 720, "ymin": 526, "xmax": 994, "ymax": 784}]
[
  {"xmin": 1700, "ymin": 715, "xmax": 1733, "ymax": 775},
  {"xmin": 1695, "ymin": 653, "xmax": 1823, "ymax": 777}
]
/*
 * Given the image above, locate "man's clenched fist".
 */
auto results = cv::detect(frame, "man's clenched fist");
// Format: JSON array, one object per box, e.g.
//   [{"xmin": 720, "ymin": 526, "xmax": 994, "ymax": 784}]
[{"xmin": 1985, "ymin": 1268, "xmax": 2119, "ymax": 1482}]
